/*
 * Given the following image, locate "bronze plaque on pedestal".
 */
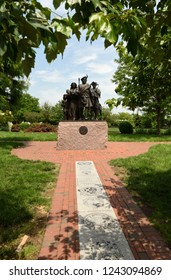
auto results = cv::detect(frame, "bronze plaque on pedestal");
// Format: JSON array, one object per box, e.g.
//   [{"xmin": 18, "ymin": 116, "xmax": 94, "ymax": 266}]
[{"xmin": 79, "ymin": 126, "xmax": 88, "ymax": 135}]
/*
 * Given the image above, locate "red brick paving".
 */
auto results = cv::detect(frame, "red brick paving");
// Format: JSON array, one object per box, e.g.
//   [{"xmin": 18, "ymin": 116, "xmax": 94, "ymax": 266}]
[{"xmin": 12, "ymin": 141, "xmax": 171, "ymax": 260}]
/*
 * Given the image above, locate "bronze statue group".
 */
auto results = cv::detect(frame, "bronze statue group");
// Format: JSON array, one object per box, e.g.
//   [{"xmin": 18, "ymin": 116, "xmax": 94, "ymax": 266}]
[{"xmin": 61, "ymin": 75, "xmax": 102, "ymax": 121}]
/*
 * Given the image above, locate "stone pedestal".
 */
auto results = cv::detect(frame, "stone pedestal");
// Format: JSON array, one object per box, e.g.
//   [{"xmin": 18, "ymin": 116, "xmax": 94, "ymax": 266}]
[{"xmin": 57, "ymin": 121, "xmax": 108, "ymax": 150}]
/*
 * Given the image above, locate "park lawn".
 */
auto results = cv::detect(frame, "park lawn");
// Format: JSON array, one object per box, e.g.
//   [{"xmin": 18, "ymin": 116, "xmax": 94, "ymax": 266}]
[
  {"xmin": 0, "ymin": 142, "xmax": 59, "ymax": 259},
  {"xmin": 0, "ymin": 131, "xmax": 57, "ymax": 141},
  {"xmin": 108, "ymin": 127, "xmax": 171, "ymax": 142},
  {"xmin": 110, "ymin": 144, "xmax": 171, "ymax": 247},
  {"xmin": 1, "ymin": 129, "xmax": 171, "ymax": 142}
]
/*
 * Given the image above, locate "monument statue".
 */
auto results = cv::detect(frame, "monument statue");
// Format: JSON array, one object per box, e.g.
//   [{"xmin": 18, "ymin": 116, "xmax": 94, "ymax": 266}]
[
  {"xmin": 61, "ymin": 75, "xmax": 102, "ymax": 121},
  {"xmin": 78, "ymin": 75, "xmax": 92, "ymax": 120},
  {"xmin": 66, "ymin": 82, "xmax": 79, "ymax": 120},
  {"xmin": 61, "ymin": 94, "xmax": 69, "ymax": 120},
  {"xmin": 90, "ymin": 81, "xmax": 101, "ymax": 120}
]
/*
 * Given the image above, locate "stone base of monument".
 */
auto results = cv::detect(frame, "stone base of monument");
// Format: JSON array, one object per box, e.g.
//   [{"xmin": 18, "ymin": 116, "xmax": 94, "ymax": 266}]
[{"xmin": 57, "ymin": 121, "xmax": 108, "ymax": 150}]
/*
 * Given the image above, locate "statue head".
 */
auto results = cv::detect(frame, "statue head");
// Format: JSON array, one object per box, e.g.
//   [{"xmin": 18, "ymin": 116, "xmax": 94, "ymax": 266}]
[
  {"xmin": 63, "ymin": 94, "xmax": 67, "ymax": 100},
  {"xmin": 70, "ymin": 82, "xmax": 77, "ymax": 89},
  {"xmin": 91, "ymin": 81, "xmax": 98, "ymax": 88},
  {"xmin": 81, "ymin": 75, "xmax": 88, "ymax": 84}
]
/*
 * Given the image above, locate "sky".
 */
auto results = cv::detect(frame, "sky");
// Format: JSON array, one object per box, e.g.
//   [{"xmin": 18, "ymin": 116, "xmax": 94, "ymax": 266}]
[{"xmin": 29, "ymin": 1, "xmax": 128, "ymax": 113}]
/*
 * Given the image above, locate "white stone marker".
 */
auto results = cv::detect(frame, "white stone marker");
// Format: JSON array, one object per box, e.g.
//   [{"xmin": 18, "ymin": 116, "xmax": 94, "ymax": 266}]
[{"xmin": 76, "ymin": 161, "xmax": 134, "ymax": 260}]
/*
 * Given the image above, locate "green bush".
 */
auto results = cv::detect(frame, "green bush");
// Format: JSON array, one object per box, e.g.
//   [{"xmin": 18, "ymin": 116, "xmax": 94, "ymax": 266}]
[
  {"xmin": 24, "ymin": 111, "xmax": 42, "ymax": 123},
  {"xmin": 135, "ymin": 128, "xmax": 158, "ymax": 135},
  {"xmin": 11, "ymin": 124, "xmax": 20, "ymax": 132},
  {"xmin": 24, "ymin": 123, "xmax": 57, "ymax": 132},
  {"xmin": 163, "ymin": 128, "xmax": 171, "ymax": 135},
  {"xmin": 119, "ymin": 121, "xmax": 133, "ymax": 134},
  {"xmin": 0, "ymin": 125, "xmax": 9, "ymax": 131},
  {"xmin": 135, "ymin": 128, "xmax": 147, "ymax": 134},
  {"xmin": 19, "ymin": 122, "xmax": 31, "ymax": 131}
]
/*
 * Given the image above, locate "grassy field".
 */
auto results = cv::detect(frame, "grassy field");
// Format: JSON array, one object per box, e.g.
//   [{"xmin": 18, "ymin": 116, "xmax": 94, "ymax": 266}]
[
  {"xmin": 0, "ymin": 142, "xmax": 59, "ymax": 259},
  {"xmin": 1, "ymin": 129, "xmax": 171, "ymax": 142},
  {"xmin": 110, "ymin": 144, "xmax": 171, "ymax": 248},
  {"xmin": 0, "ymin": 131, "xmax": 57, "ymax": 141},
  {"xmin": 108, "ymin": 127, "xmax": 171, "ymax": 142}
]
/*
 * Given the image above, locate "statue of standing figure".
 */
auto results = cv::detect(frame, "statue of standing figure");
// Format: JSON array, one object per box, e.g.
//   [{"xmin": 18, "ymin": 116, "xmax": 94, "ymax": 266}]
[
  {"xmin": 66, "ymin": 82, "xmax": 79, "ymax": 120},
  {"xmin": 78, "ymin": 75, "xmax": 92, "ymax": 120},
  {"xmin": 90, "ymin": 81, "xmax": 101, "ymax": 120},
  {"xmin": 61, "ymin": 94, "xmax": 69, "ymax": 120},
  {"xmin": 62, "ymin": 75, "xmax": 102, "ymax": 121}
]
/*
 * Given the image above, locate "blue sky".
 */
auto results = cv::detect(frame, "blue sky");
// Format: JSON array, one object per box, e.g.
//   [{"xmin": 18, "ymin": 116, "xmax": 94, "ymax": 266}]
[{"xmin": 29, "ymin": 1, "xmax": 128, "ymax": 113}]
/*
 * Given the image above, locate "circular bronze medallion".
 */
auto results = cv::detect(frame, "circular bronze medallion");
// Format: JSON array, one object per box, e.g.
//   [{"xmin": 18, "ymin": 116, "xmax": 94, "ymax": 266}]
[{"xmin": 79, "ymin": 126, "xmax": 88, "ymax": 135}]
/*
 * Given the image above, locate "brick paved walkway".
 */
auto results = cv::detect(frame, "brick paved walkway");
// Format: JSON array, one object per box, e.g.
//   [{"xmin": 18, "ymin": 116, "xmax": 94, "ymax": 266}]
[{"xmin": 12, "ymin": 141, "xmax": 171, "ymax": 260}]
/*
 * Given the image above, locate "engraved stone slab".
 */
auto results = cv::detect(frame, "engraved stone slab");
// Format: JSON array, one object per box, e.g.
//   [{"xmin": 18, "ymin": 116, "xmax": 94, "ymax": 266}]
[
  {"xmin": 57, "ymin": 121, "xmax": 108, "ymax": 150},
  {"xmin": 76, "ymin": 161, "xmax": 134, "ymax": 260}
]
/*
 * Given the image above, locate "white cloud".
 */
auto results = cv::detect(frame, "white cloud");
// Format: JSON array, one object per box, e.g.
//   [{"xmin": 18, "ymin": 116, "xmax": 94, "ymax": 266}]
[
  {"xmin": 86, "ymin": 62, "xmax": 114, "ymax": 74},
  {"xmin": 34, "ymin": 88, "xmax": 61, "ymax": 106},
  {"xmin": 75, "ymin": 54, "xmax": 97, "ymax": 65},
  {"xmin": 35, "ymin": 69, "xmax": 66, "ymax": 83}
]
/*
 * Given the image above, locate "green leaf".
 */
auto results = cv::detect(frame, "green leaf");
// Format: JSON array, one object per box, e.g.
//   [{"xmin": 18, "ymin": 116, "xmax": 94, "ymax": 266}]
[
  {"xmin": 67, "ymin": 15, "xmax": 81, "ymax": 40},
  {"xmin": 91, "ymin": 0, "xmax": 102, "ymax": 9},
  {"xmin": 69, "ymin": 0, "xmax": 82, "ymax": 5},
  {"xmin": 127, "ymin": 38, "xmax": 137, "ymax": 56},
  {"xmin": 89, "ymin": 12, "xmax": 103, "ymax": 24},
  {"xmin": 146, "ymin": 14, "xmax": 154, "ymax": 28},
  {"xmin": 53, "ymin": 0, "xmax": 62, "ymax": 9},
  {"xmin": 104, "ymin": 39, "xmax": 112, "ymax": 49},
  {"xmin": 52, "ymin": 20, "xmax": 72, "ymax": 37},
  {"xmin": 28, "ymin": 20, "xmax": 51, "ymax": 32},
  {"xmin": 45, "ymin": 43, "xmax": 58, "ymax": 63},
  {"xmin": 105, "ymin": 98, "xmax": 117, "ymax": 111},
  {"xmin": 106, "ymin": 24, "xmax": 118, "ymax": 44},
  {"xmin": 14, "ymin": 13, "xmax": 41, "ymax": 44},
  {"xmin": 22, "ymin": 56, "xmax": 35, "ymax": 77},
  {"xmin": 161, "ymin": 25, "xmax": 168, "ymax": 36},
  {"xmin": 0, "ymin": 40, "xmax": 7, "ymax": 56},
  {"xmin": 90, "ymin": 31, "xmax": 99, "ymax": 42},
  {"xmin": 55, "ymin": 32, "xmax": 68, "ymax": 55}
]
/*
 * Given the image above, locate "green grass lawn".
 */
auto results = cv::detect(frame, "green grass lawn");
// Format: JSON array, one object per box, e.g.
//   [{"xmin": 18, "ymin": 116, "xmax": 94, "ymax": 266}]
[
  {"xmin": 0, "ymin": 131, "xmax": 57, "ymax": 141},
  {"xmin": 110, "ymin": 144, "xmax": 171, "ymax": 247},
  {"xmin": 108, "ymin": 127, "xmax": 171, "ymax": 142},
  {"xmin": 1, "ymin": 129, "xmax": 171, "ymax": 142},
  {"xmin": 0, "ymin": 142, "xmax": 59, "ymax": 259}
]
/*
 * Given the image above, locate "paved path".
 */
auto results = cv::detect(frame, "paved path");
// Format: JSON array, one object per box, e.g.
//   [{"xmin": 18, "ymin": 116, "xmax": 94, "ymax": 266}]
[{"xmin": 12, "ymin": 141, "xmax": 171, "ymax": 260}]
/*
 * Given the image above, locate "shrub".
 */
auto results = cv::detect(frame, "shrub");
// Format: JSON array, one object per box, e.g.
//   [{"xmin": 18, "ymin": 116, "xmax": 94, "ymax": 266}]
[
  {"xmin": 135, "ymin": 128, "xmax": 147, "ymax": 134},
  {"xmin": 0, "ymin": 125, "xmax": 9, "ymax": 131},
  {"xmin": 24, "ymin": 112, "xmax": 42, "ymax": 123},
  {"xmin": 0, "ymin": 110, "xmax": 13, "ymax": 125},
  {"xmin": 24, "ymin": 123, "xmax": 57, "ymax": 132},
  {"xmin": 119, "ymin": 121, "xmax": 133, "ymax": 134},
  {"xmin": 163, "ymin": 128, "xmax": 171, "ymax": 135},
  {"xmin": 11, "ymin": 124, "xmax": 20, "ymax": 132},
  {"xmin": 20, "ymin": 122, "xmax": 31, "ymax": 131},
  {"xmin": 135, "ymin": 128, "xmax": 157, "ymax": 135},
  {"xmin": 146, "ymin": 128, "xmax": 158, "ymax": 135}
]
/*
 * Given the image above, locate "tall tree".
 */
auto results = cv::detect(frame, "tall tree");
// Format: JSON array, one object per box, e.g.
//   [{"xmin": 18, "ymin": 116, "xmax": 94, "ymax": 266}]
[
  {"xmin": 0, "ymin": 59, "xmax": 28, "ymax": 112},
  {"xmin": 14, "ymin": 93, "xmax": 40, "ymax": 122},
  {"xmin": 1, "ymin": 0, "xmax": 170, "ymax": 76},
  {"xmin": 112, "ymin": 29, "xmax": 171, "ymax": 135}
]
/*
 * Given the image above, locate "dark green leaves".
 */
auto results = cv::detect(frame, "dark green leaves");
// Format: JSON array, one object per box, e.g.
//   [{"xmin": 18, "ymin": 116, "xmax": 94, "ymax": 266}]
[
  {"xmin": 0, "ymin": 0, "xmax": 170, "ymax": 78},
  {"xmin": 127, "ymin": 38, "xmax": 138, "ymax": 56},
  {"xmin": 53, "ymin": 0, "xmax": 62, "ymax": 9}
]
